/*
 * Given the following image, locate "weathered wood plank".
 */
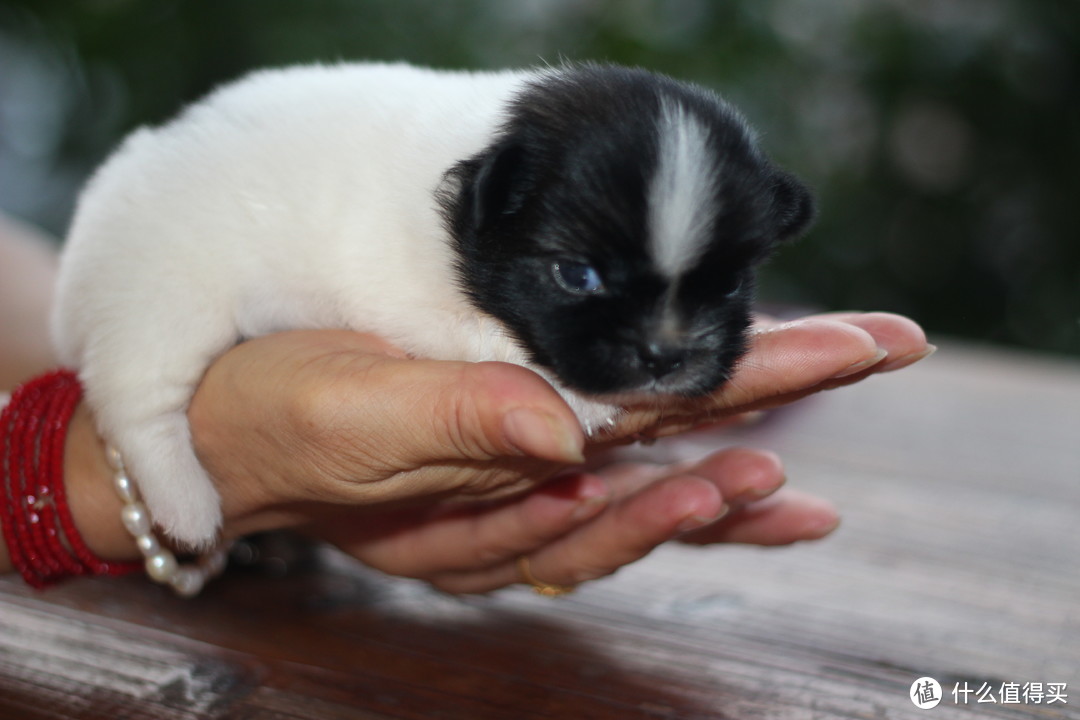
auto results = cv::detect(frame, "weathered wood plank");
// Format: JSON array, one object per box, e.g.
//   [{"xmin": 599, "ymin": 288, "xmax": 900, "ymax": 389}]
[{"xmin": 1, "ymin": 342, "xmax": 1076, "ymax": 719}]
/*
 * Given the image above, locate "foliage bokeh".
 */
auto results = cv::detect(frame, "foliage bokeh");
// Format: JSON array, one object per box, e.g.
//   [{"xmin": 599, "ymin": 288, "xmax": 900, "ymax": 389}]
[{"xmin": 1, "ymin": 0, "xmax": 1077, "ymax": 355}]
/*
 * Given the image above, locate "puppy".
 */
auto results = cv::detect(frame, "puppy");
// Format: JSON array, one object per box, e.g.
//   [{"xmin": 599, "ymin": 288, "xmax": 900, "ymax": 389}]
[{"xmin": 53, "ymin": 62, "xmax": 814, "ymax": 547}]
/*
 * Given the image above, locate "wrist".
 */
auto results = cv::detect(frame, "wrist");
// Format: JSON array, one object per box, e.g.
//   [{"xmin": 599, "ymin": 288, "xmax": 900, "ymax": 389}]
[
  {"xmin": 2, "ymin": 369, "xmax": 231, "ymax": 595},
  {"xmin": 0, "ymin": 370, "xmax": 142, "ymax": 585},
  {"xmin": 64, "ymin": 404, "xmax": 142, "ymax": 562}
]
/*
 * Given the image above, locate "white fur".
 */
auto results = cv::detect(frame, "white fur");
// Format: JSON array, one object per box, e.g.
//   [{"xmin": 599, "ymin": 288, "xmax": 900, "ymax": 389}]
[
  {"xmin": 53, "ymin": 63, "xmax": 620, "ymax": 547},
  {"xmin": 648, "ymin": 98, "xmax": 720, "ymax": 279}
]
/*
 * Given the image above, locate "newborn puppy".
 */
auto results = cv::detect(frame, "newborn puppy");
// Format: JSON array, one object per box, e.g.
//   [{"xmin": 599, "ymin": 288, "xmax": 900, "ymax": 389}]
[{"xmin": 53, "ymin": 62, "xmax": 814, "ymax": 547}]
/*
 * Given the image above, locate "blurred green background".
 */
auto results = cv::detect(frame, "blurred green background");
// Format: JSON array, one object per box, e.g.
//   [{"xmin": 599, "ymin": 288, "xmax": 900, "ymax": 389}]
[{"xmin": 1, "ymin": 0, "xmax": 1077, "ymax": 356}]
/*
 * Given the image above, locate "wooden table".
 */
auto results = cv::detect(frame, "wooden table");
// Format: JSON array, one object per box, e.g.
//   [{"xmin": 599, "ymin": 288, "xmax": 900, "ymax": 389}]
[{"xmin": 1, "ymin": 342, "xmax": 1077, "ymax": 719}]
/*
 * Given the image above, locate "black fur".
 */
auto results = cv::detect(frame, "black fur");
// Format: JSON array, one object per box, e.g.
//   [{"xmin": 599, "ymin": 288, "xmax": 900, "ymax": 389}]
[{"xmin": 441, "ymin": 64, "xmax": 814, "ymax": 398}]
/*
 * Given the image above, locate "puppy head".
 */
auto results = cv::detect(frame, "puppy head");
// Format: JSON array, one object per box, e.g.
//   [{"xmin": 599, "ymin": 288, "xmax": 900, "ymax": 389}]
[{"xmin": 443, "ymin": 65, "xmax": 814, "ymax": 398}]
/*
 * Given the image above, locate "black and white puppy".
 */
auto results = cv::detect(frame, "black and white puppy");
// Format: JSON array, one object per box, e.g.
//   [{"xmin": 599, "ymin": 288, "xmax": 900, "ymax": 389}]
[{"xmin": 53, "ymin": 62, "xmax": 814, "ymax": 547}]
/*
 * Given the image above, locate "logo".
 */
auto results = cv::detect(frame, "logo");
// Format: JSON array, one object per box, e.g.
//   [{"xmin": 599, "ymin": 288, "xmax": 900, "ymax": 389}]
[{"xmin": 911, "ymin": 677, "xmax": 943, "ymax": 709}]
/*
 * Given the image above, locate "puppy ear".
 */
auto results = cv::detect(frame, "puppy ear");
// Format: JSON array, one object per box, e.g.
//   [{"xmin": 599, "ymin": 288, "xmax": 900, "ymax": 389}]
[
  {"xmin": 469, "ymin": 139, "xmax": 531, "ymax": 234},
  {"xmin": 771, "ymin": 170, "xmax": 816, "ymax": 243}
]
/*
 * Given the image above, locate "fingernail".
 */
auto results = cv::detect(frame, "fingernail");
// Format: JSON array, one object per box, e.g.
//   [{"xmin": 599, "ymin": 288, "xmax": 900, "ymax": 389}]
[
  {"xmin": 572, "ymin": 493, "xmax": 610, "ymax": 521},
  {"xmin": 832, "ymin": 348, "xmax": 888, "ymax": 378},
  {"xmin": 691, "ymin": 411, "xmax": 766, "ymax": 433},
  {"xmin": 803, "ymin": 515, "xmax": 842, "ymax": 540},
  {"xmin": 676, "ymin": 504, "xmax": 729, "ymax": 534},
  {"xmin": 567, "ymin": 473, "xmax": 610, "ymax": 520},
  {"xmin": 503, "ymin": 408, "xmax": 586, "ymax": 464},
  {"xmin": 653, "ymin": 419, "xmax": 701, "ymax": 438},
  {"xmin": 734, "ymin": 476, "xmax": 786, "ymax": 505},
  {"xmin": 879, "ymin": 344, "xmax": 938, "ymax": 373},
  {"xmin": 735, "ymin": 410, "xmax": 768, "ymax": 427}
]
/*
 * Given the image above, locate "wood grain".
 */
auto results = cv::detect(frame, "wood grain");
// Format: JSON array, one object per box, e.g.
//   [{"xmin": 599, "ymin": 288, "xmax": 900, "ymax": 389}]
[{"xmin": 1, "ymin": 342, "xmax": 1077, "ymax": 719}]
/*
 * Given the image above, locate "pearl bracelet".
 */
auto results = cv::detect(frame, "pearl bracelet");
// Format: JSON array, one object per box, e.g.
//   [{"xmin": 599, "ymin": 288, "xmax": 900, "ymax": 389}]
[{"xmin": 106, "ymin": 446, "xmax": 229, "ymax": 597}]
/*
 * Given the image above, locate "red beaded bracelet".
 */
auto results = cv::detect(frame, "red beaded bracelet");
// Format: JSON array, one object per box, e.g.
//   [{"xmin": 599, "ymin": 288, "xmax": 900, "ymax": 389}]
[{"xmin": 0, "ymin": 369, "xmax": 142, "ymax": 587}]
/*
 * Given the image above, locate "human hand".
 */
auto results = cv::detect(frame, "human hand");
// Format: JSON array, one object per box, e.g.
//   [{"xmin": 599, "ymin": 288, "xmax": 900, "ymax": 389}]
[
  {"xmin": 188, "ymin": 330, "xmax": 586, "ymax": 539},
  {"xmin": 317, "ymin": 446, "xmax": 830, "ymax": 594},
  {"xmin": 187, "ymin": 311, "xmax": 929, "ymax": 591}
]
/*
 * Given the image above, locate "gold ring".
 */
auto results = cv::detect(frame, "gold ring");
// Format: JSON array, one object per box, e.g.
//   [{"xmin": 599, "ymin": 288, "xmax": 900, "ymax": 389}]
[{"xmin": 516, "ymin": 556, "xmax": 576, "ymax": 597}]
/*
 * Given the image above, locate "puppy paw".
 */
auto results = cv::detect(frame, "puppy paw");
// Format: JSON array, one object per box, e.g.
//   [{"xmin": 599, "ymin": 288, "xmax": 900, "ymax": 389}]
[
  {"xmin": 562, "ymin": 393, "xmax": 623, "ymax": 436},
  {"xmin": 148, "ymin": 491, "xmax": 224, "ymax": 551},
  {"xmin": 116, "ymin": 421, "xmax": 225, "ymax": 551}
]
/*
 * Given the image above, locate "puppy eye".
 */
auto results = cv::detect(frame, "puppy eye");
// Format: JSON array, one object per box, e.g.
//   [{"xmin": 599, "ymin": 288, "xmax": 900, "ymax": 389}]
[{"xmin": 552, "ymin": 260, "xmax": 605, "ymax": 295}]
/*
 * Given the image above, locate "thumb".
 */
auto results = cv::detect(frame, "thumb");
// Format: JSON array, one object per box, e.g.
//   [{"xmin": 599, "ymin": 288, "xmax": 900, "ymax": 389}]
[{"xmin": 401, "ymin": 360, "xmax": 587, "ymax": 467}]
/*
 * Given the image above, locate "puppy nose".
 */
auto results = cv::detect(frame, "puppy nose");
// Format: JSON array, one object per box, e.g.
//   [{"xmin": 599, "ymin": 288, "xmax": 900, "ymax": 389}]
[{"xmin": 639, "ymin": 342, "xmax": 685, "ymax": 379}]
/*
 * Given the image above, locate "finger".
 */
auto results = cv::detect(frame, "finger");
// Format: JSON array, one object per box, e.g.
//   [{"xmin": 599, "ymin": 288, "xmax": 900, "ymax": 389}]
[
  {"xmin": 727, "ymin": 318, "xmax": 885, "ymax": 407},
  {"xmin": 678, "ymin": 489, "xmax": 839, "ymax": 546},
  {"xmin": 653, "ymin": 313, "xmax": 931, "ymax": 435},
  {"xmin": 608, "ymin": 318, "xmax": 884, "ymax": 438},
  {"xmin": 266, "ymin": 328, "xmax": 586, "ymax": 468},
  {"xmin": 428, "ymin": 449, "xmax": 787, "ymax": 593},
  {"xmin": 682, "ymin": 447, "xmax": 786, "ymax": 504},
  {"xmin": 708, "ymin": 313, "xmax": 933, "ymax": 414},
  {"xmin": 424, "ymin": 360, "xmax": 587, "ymax": 465},
  {"xmin": 593, "ymin": 447, "xmax": 785, "ymax": 505},
  {"xmin": 330, "ymin": 472, "xmax": 610, "ymax": 577},
  {"xmin": 308, "ymin": 353, "xmax": 587, "ymax": 469},
  {"xmin": 427, "ymin": 473, "xmax": 726, "ymax": 594},
  {"xmin": 813, "ymin": 312, "xmax": 934, "ymax": 374},
  {"xmin": 264, "ymin": 336, "xmax": 587, "ymax": 504}
]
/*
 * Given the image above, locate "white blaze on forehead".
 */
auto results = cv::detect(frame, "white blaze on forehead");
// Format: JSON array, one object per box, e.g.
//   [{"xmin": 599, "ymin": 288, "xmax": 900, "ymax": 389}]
[{"xmin": 648, "ymin": 98, "xmax": 720, "ymax": 279}]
